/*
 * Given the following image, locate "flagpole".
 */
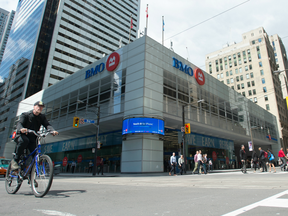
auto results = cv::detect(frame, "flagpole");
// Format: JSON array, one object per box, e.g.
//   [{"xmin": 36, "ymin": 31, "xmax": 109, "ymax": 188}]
[
  {"xmin": 162, "ymin": 16, "xmax": 164, "ymax": 46},
  {"xmin": 145, "ymin": 4, "xmax": 148, "ymax": 35},
  {"xmin": 129, "ymin": 14, "xmax": 132, "ymax": 43}
]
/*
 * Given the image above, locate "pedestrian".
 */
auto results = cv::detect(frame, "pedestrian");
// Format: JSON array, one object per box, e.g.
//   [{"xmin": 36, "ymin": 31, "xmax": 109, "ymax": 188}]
[
  {"xmin": 202, "ymin": 154, "xmax": 207, "ymax": 174},
  {"xmin": 192, "ymin": 151, "xmax": 199, "ymax": 174},
  {"xmin": 239, "ymin": 145, "xmax": 247, "ymax": 173},
  {"xmin": 197, "ymin": 150, "xmax": 203, "ymax": 175},
  {"xmin": 88, "ymin": 160, "xmax": 93, "ymax": 173},
  {"xmin": 251, "ymin": 150, "xmax": 258, "ymax": 173},
  {"xmin": 169, "ymin": 152, "xmax": 177, "ymax": 176},
  {"xmin": 278, "ymin": 147, "xmax": 286, "ymax": 171},
  {"xmin": 178, "ymin": 155, "xmax": 185, "ymax": 175},
  {"xmin": 208, "ymin": 158, "xmax": 213, "ymax": 172},
  {"xmin": 286, "ymin": 148, "xmax": 288, "ymax": 171},
  {"xmin": 258, "ymin": 147, "xmax": 267, "ymax": 172},
  {"xmin": 97, "ymin": 158, "xmax": 104, "ymax": 175},
  {"xmin": 71, "ymin": 160, "xmax": 76, "ymax": 173},
  {"xmin": 267, "ymin": 149, "xmax": 276, "ymax": 173}
]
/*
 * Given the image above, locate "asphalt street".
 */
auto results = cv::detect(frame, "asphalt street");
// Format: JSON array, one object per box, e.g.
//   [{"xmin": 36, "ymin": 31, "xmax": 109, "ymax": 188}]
[{"xmin": 1, "ymin": 168, "xmax": 288, "ymax": 216}]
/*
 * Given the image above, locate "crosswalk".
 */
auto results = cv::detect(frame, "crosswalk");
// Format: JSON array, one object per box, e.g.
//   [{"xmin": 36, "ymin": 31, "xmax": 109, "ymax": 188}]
[{"xmin": 195, "ymin": 170, "xmax": 288, "ymax": 176}]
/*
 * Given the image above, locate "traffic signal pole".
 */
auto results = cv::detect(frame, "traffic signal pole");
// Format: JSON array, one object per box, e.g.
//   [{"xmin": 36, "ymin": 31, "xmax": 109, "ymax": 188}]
[
  {"xmin": 92, "ymin": 106, "xmax": 100, "ymax": 176},
  {"xmin": 182, "ymin": 105, "xmax": 186, "ymax": 174}
]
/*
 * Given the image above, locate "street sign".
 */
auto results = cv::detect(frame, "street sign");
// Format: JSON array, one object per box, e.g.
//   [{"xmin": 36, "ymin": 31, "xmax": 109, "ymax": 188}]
[
  {"xmin": 63, "ymin": 156, "xmax": 68, "ymax": 167},
  {"xmin": 84, "ymin": 119, "xmax": 95, "ymax": 124},
  {"xmin": 181, "ymin": 127, "xmax": 185, "ymax": 132},
  {"xmin": 92, "ymin": 148, "xmax": 95, "ymax": 153},
  {"xmin": 80, "ymin": 118, "xmax": 85, "ymax": 124}
]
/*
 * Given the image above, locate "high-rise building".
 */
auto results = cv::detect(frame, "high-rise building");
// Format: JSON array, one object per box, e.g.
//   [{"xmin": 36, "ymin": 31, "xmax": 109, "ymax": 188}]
[
  {"xmin": 0, "ymin": 9, "xmax": 15, "ymax": 66},
  {"xmin": 0, "ymin": 0, "xmax": 140, "ymax": 156},
  {"xmin": 205, "ymin": 27, "xmax": 288, "ymax": 150}
]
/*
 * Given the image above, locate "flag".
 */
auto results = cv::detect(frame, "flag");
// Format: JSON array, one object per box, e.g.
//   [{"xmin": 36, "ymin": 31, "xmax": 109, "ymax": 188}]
[
  {"xmin": 130, "ymin": 17, "xmax": 133, "ymax": 29},
  {"xmin": 163, "ymin": 19, "xmax": 165, "ymax": 31},
  {"xmin": 146, "ymin": 5, "xmax": 148, "ymax": 18}
]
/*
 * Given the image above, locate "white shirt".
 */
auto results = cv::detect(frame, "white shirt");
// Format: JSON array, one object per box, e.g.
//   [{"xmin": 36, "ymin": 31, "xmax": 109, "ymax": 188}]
[{"xmin": 197, "ymin": 153, "xmax": 202, "ymax": 161}]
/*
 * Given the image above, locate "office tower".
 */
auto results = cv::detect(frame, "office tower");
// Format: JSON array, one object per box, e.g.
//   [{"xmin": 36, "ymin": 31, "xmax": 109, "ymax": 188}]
[
  {"xmin": 0, "ymin": 9, "xmax": 15, "ymax": 65},
  {"xmin": 205, "ymin": 27, "xmax": 288, "ymax": 149},
  {"xmin": 0, "ymin": 0, "xmax": 140, "ymax": 156}
]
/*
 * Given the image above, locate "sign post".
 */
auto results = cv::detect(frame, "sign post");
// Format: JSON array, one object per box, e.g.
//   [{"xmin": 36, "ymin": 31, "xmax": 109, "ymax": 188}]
[{"xmin": 92, "ymin": 106, "xmax": 100, "ymax": 176}]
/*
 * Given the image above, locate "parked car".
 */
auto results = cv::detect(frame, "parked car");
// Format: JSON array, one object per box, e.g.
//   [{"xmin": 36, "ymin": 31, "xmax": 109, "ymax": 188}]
[
  {"xmin": 54, "ymin": 164, "xmax": 61, "ymax": 175},
  {"xmin": 0, "ymin": 158, "xmax": 11, "ymax": 177}
]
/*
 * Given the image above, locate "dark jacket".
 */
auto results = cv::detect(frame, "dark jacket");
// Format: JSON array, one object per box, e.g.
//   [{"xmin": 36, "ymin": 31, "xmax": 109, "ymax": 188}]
[
  {"xmin": 240, "ymin": 149, "xmax": 247, "ymax": 160},
  {"xmin": 15, "ymin": 110, "xmax": 54, "ymax": 139},
  {"xmin": 258, "ymin": 150, "xmax": 265, "ymax": 160},
  {"xmin": 252, "ymin": 151, "xmax": 258, "ymax": 162}
]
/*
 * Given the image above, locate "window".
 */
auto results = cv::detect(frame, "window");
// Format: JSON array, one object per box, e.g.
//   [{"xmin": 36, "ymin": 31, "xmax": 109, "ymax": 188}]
[
  {"xmin": 258, "ymin": 53, "xmax": 261, "ymax": 59},
  {"xmin": 254, "ymin": 97, "xmax": 257, "ymax": 103},
  {"xmin": 247, "ymin": 49, "xmax": 250, "ymax": 54},
  {"xmin": 275, "ymin": 53, "xmax": 277, "ymax": 57},
  {"xmin": 220, "ymin": 73, "xmax": 224, "ymax": 78},
  {"xmin": 237, "ymin": 84, "xmax": 240, "ymax": 90},
  {"xmin": 266, "ymin": 104, "xmax": 270, "ymax": 110},
  {"xmin": 259, "ymin": 62, "xmax": 263, "ymax": 67},
  {"xmin": 241, "ymin": 83, "xmax": 244, "ymax": 89},
  {"xmin": 239, "ymin": 67, "xmax": 242, "ymax": 73},
  {"xmin": 242, "ymin": 92, "xmax": 245, "ymax": 96},
  {"xmin": 250, "ymin": 72, "xmax": 254, "ymax": 78},
  {"xmin": 233, "ymin": 54, "xmax": 236, "ymax": 59},
  {"xmin": 215, "ymin": 60, "xmax": 218, "ymax": 65},
  {"xmin": 245, "ymin": 66, "xmax": 248, "ymax": 71},
  {"xmin": 249, "ymin": 57, "xmax": 252, "ymax": 62},
  {"xmin": 276, "ymin": 58, "xmax": 278, "ymax": 62},
  {"xmin": 235, "ymin": 68, "xmax": 238, "ymax": 74},
  {"xmin": 258, "ymin": 38, "xmax": 262, "ymax": 42},
  {"xmin": 253, "ymin": 89, "xmax": 256, "ymax": 95},
  {"xmin": 228, "ymin": 56, "xmax": 231, "ymax": 60},
  {"xmin": 251, "ymin": 81, "xmax": 255, "ymax": 86},
  {"xmin": 240, "ymin": 75, "xmax": 243, "ymax": 81},
  {"xmin": 217, "ymin": 74, "xmax": 220, "ymax": 79},
  {"xmin": 260, "ymin": 70, "xmax": 264, "ymax": 75},
  {"xmin": 227, "ymin": 79, "xmax": 230, "ymax": 84},
  {"xmin": 247, "ymin": 82, "xmax": 251, "ymax": 87},
  {"xmin": 249, "ymin": 65, "xmax": 252, "ymax": 70},
  {"xmin": 230, "ymin": 70, "xmax": 233, "ymax": 75},
  {"xmin": 238, "ymin": 59, "xmax": 242, "ymax": 65},
  {"xmin": 231, "ymin": 86, "xmax": 234, "ymax": 90},
  {"xmin": 248, "ymin": 90, "xmax": 252, "ymax": 96},
  {"xmin": 226, "ymin": 71, "xmax": 229, "ymax": 76},
  {"xmin": 263, "ymin": 87, "xmax": 267, "ymax": 92},
  {"xmin": 262, "ymin": 78, "xmax": 265, "ymax": 84},
  {"xmin": 236, "ymin": 76, "xmax": 239, "ymax": 82},
  {"xmin": 264, "ymin": 95, "xmax": 268, "ymax": 101},
  {"xmin": 231, "ymin": 78, "xmax": 234, "ymax": 83},
  {"xmin": 256, "ymin": 46, "xmax": 260, "ymax": 51},
  {"xmin": 246, "ymin": 73, "xmax": 250, "ymax": 79},
  {"xmin": 252, "ymin": 40, "xmax": 255, "ymax": 45}
]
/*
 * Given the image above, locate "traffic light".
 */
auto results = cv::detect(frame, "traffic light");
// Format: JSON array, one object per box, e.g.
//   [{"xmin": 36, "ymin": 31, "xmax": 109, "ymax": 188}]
[
  {"xmin": 100, "ymin": 143, "xmax": 103, "ymax": 149},
  {"xmin": 185, "ymin": 123, "xmax": 190, "ymax": 134},
  {"xmin": 73, "ymin": 117, "xmax": 80, "ymax": 128}
]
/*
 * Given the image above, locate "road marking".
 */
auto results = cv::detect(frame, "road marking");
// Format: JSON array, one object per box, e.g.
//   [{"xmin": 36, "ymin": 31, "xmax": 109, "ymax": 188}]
[
  {"xmin": 222, "ymin": 189, "xmax": 288, "ymax": 216},
  {"xmin": 34, "ymin": 209, "xmax": 76, "ymax": 216}
]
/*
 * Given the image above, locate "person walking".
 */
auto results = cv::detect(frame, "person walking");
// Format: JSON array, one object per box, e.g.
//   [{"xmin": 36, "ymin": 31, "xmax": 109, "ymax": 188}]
[
  {"xmin": 202, "ymin": 154, "xmax": 207, "ymax": 174},
  {"xmin": 208, "ymin": 158, "xmax": 213, "ymax": 172},
  {"xmin": 197, "ymin": 150, "xmax": 203, "ymax": 175},
  {"xmin": 240, "ymin": 145, "xmax": 247, "ymax": 174},
  {"xmin": 178, "ymin": 155, "xmax": 185, "ymax": 175},
  {"xmin": 258, "ymin": 147, "xmax": 267, "ymax": 172},
  {"xmin": 267, "ymin": 149, "xmax": 276, "ymax": 173},
  {"xmin": 71, "ymin": 160, "xmax": 76, "ymax": 173},
  {"xmin": 278, "ymin": 147, "xmax": 286, "ymax": 171},
  {"xmin": 97, "ymin": 158, "xmax": 104, "ymax": 175},
  {"xmin": 251, "ymin": 150, "xmax": 258, "ymax": 173},
  {"xmin": 192, "ymin": 151, "xmax": 199, "ymax": 174},
  {"xmin": 88, "ymin": 160, "xmax": 93, "ymax": 173},
  {"xmin": 169, "ymin": 152, "xmax": 177, "ymax": 176}
]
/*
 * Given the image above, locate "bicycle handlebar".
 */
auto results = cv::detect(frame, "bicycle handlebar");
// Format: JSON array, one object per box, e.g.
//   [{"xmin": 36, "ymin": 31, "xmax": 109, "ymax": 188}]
[{"xmin": 27, "ymin": 129, "xmax": 54, "ymax": 137}]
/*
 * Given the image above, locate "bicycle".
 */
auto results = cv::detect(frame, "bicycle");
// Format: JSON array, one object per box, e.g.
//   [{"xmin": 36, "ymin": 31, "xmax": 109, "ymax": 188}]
[{"xmin": 5, "ymin": 130, "xmax": 54, "ymax": 198}]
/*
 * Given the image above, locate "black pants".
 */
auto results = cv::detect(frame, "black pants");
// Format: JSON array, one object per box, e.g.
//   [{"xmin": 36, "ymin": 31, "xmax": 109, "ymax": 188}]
[
  {"xmin": 71, "ymin": 166, "xmax": 75, "ymax": 173},
  {"xmin": 241, "ymin": 161, "xmax": 246, "ymax": 173},
  {"xmin": 259, "ymin": 159, "xmax": 267, "ymax": 171},
  {"xmin": 170, "ymin": 163, "xmax": 176, "ymax": 174},
  {"xmin": 197, "ymin": 161, "xmax": 203, "ymax": 174},
  {"xmin": 98, "ymin": 165, "xmax": 103, "ymax": 175},
  {"xmin": 14, "ymin": 134, "xmax": 37, "ymax": 162},
  {"xmin": 179, "ymin": 163, "xmax": 185, "ymax": 175},
  {"xmin": 88, "ymin": 167, "xmax": 92, "ymax": 173},
  {"xmin": 253, "ymin": 161, "xmax": 258, "ymax": 171},
  {"xmin": 280, "ymin": 157, "xmax": 286, "ymax": 169}
]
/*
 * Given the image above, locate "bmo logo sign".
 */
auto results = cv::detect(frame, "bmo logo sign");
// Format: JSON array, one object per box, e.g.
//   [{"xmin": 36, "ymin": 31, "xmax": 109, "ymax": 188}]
[
  {"xmin": 172, "ymin": 57, "xmax": 205, "ymax": 85},
  {"xmin": 85, "ymin": 52, "xmax": 120, "ymax": 79},
  {"xmin": 106, "ymin": 52, "xmax": 120, "ymax": 71}
]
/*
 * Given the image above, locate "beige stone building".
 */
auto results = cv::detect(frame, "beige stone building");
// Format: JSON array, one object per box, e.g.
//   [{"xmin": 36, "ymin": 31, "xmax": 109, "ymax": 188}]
[{"xmin": 205, "ymin": 27, "xmax": 288, "ymax": 150}]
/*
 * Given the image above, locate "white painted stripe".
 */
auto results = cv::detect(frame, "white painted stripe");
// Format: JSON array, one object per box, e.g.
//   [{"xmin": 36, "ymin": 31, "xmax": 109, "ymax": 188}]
[
  {"xmin": 34, "ymin": 209, "xmax": 76, "ymax": 216},
  {"xmin": 222, "ymin": 190, "xmax": 288, "ymax": 216}
]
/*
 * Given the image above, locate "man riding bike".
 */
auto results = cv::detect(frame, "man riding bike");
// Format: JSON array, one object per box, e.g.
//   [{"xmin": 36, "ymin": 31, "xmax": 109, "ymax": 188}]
[{"xmin": 11, "ymin": 101, "xmax": 58, "ymax": 170}]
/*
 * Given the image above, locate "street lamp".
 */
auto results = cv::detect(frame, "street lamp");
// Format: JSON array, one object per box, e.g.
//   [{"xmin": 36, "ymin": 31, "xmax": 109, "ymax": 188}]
[
  {"xmin": 250, "ymin": 126, "xmax": 263, "ymax": 151},
  {"xmin": 77, "ymin": 100, "xmax": 100, "ymax": 176},
  {"xmin": 182, "ymin": 99, "xmax": 204, "ymax": 173}
]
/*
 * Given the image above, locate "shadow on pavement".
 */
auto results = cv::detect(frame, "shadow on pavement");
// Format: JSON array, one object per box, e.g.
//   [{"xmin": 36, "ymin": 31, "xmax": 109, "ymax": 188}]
[{"xmin": 44, "ymin": 189, "xmax": 87, "ymax": 198}]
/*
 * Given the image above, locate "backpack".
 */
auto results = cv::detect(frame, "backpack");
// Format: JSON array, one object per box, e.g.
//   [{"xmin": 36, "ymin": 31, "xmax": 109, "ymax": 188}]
[{"xmin": 264, "ymin": 151, "xmax": 268, "ymax": 158}]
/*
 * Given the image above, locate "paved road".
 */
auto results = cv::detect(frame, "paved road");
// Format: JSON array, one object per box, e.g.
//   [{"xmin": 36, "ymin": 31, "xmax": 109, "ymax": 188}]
[{"xmin": 1, "ymin": 168, "xmax": 288, "ymax": 216}]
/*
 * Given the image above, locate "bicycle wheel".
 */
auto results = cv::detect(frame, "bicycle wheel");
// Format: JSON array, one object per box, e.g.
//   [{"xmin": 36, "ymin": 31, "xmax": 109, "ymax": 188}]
[
  {"xmin": 30, "ymin": 155, "xmax": 54, "ymax": 197},
  {"xmin": 5, "ymin": 163, "xmax": 22, "ymax": 194}
]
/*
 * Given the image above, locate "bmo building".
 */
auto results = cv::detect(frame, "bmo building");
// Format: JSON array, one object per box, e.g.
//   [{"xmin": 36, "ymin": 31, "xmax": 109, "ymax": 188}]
[{"xmin": 8, "ymin": 36, "xmax": 280, "ymax": 173}]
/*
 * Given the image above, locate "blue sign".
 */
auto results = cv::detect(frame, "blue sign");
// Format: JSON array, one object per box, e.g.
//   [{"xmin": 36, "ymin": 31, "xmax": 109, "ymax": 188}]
[
  {"xmin": 122, "ymin": 118, "xmax": 164, "ymax": 135},
  {"xmin": 84, "ymin": 119, "xmax": 95, "ymax": 124},
  {"xmin": 172, "ymin": 57, "xmax": 193, "ymax": 76},
  {"xmin": 85, "ymin": 62, "xmax": 105, "ymax": 79}
]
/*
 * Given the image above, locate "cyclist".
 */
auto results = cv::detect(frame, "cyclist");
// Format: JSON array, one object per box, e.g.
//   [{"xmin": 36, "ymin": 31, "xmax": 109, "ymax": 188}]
[{"xmin": 11, "ymin": 101, "xmax": 58, "ymax": 170}]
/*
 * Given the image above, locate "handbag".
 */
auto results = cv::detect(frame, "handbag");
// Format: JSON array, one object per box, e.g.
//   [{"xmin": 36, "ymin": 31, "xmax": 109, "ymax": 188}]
[{"xmin": 269, "ymin": 153, "xmax": 274, "ymax": 161}]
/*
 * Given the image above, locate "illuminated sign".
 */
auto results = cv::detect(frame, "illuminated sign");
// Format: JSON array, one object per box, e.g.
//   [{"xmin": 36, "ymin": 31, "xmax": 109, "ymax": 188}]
[
  {"xmin": 122, "ymin": 118, "xmax": 164, "ymax": 135},
  {"xmin": 172, "ymin": 57, "xmax": 205, "ymax": 85}
]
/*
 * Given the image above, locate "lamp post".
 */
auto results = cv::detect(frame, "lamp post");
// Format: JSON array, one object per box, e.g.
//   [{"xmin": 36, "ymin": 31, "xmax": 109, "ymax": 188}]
[
  {"xmin": 250, "ymin": 126, "xmax": 263, "ymax": 151},
  {"xmin": 182, "ymin": 99, "xmax": 204, "ymax": 173},
  {"xmin": 77, "ymin": 100, "xmax": 100, "ymax": 176}
]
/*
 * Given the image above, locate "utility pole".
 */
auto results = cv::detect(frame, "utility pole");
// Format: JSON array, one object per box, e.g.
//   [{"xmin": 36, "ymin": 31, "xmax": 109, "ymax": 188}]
[
  {"xmin": 92, "ymin": 106, "xmax": 100, "ymax": 176},
  {"xmin": 182, "ymin": 105, "xmax": 186, "ymax": 174}
]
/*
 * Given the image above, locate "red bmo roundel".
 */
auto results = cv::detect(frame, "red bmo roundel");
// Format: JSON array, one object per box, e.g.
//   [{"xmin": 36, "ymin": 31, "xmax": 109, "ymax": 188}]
[
  {"xmin": 194, "ymin": 68, "xmax": 205, "ymax": 85},
  {"xmin": 106, "ymin": 52, "xmax": 120, "ymax": 72}
]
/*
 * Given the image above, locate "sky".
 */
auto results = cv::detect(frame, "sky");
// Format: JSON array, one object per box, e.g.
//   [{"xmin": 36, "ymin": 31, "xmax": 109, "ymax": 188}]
[{"xmin": 1, "ymin": 0, "xmax": 288, "ymax": 72}]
